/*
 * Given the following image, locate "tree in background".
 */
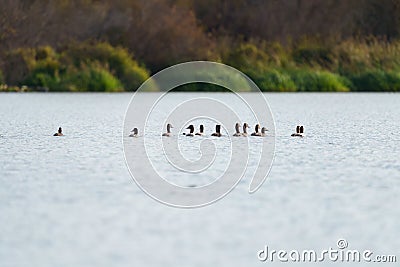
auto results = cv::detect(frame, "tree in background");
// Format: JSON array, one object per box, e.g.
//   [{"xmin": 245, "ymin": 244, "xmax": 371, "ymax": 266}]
[{"xmin": 2, "ymin": 0, "xmax": 400, "ymax": 91}]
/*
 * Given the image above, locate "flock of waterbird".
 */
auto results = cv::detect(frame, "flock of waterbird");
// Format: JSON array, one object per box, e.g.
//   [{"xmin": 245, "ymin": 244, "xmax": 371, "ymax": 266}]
[
  {"xmin": 52, "ymin": 124, "xmax": 304, "ymax": 138},
  {"xmin": 126, "ymin": 123, "xmax": 305, "ymax": 138}
]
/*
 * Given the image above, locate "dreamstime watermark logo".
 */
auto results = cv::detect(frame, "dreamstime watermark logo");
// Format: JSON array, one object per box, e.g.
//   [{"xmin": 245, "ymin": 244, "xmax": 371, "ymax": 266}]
[
  {"xmin": 258, "ymin": 239, "xmax": 397, "ymax": 263},
  {"xmin": 123, "ymin": 61, "xmax": 275, "ymax": 208}
]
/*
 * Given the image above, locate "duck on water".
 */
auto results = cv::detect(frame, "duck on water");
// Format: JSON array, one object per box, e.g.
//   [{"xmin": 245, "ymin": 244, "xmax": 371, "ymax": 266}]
[
  {"xmin": 233, "ymin": 123, "xmax": 241, "ymax": 136},
  {"xmin": 260, "ymin": 127, "xmax": 268, "ymax": 137},
  {"xmin": 125, "ymin": 123, "xmax": 272, "ymax": 138},
  {"xmin": 129, "ymin": 128, "xmax": 139, "ymax": 137},
  {"xmin": 242, "ymin": 123, "xmax": 250, "ymax": 137},
  {"xmin": 211, "ymin": 125, "xmax": 222, "ymax": 137},
  {"xmin": 251, "ymin": 124, "xmax": 261, "ymax": 136},
  {"xmin": 184, "ymin": 125, "xmax": 195, "ymax": 136},
  {"xmin": 291, "ymin": 126, "xmax": 304, "ymax": 137},
  {"xmin": 250, "ymin": 124, "xmax": 268, "ymax": 137},
  {"xmin": 162, "ymin": 123, "xmax": 173, "ymax": 137},
  {"xmin": 195, "ymin": 125, "xmax": 204, "ymax": 136},
  {"xmin": 53, "ymin": 127, "xmax": 64, "ymax": 136}
]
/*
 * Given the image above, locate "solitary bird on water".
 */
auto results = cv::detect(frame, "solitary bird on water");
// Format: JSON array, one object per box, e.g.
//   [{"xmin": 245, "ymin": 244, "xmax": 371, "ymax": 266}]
[
  {"xmin": 53, "ymin": 127, "xmax": 64, "ymax": 136},
  {"xmin": 129, "ymin": 128, "xmax": 139, "ymax": 137},
  {"xmin": 211, "ymin": 125, "xmax": 222, "ymax": 137},
  {"xmin": 242, "ymin": 123, "xmax": 250, "ymax": 137},
  {"xmin": 233, "ymin": 123, "xmax": 241, "ymax": 136},
  {"xmin": 251, "ymin": 124, "xmax": 261, "ymax": 136},
  {"xmin": 184, "ymin": 125, "xmax": 195, "ymax": 136},
  {"xmin": 162, "ymin": 123, "xmax": 173, "ymax": 137},
  {"xmin": 195, "ymin": 125, "xmax": 204, "ymax": 136},
  {"xmin": 260, "ymin": 127, "xmax": 268, "ymax": 137}
]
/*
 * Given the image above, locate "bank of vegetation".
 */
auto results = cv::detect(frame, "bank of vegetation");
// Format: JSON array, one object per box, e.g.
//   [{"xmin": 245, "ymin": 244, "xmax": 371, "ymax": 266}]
[{"xmin": 1, "ymin": 0, "xmax": 400, "ymax": 92}]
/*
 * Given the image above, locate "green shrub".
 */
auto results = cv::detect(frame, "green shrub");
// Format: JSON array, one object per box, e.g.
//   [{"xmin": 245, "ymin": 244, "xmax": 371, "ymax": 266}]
[
  {"xmin": 292, "ymin": 46, "xmax": 337, "ymax": 70},
  {"xmin": 247, "ymin": 69, "xmax": 296, "ymax": 92},
  {"xmin": 289, "ymin": 70, "xmax": 349, "ymax": 92},
  {"xmin": 6, "ymin": 38, "xmax": 400, "ymax": 92},
  {"xmin": 336, "ymin": 39, "xmax": 400, "ymax": 75},
  {"xmin": 348, "ymin": 70, "xmax": 400, "ymax": 92},
  {"xmin": 4, "ymin": 46, "xmax": 60, "ymax": 88},
  {"xmin": 4, "ymin": 43, "xmax": 148, "ymax": 91},
  {"xmin": 60, "ymin": 64, "xmax": 123, "ymax": 92},
  {"xmin": 25, "ymin": 73, "xmax": 59, "ymax": 89},
  {"xmin": 23, "ymin": 55, "xmax": 61, "ymax": 89},
  {"xmin": 34, "ymin": 59, "xmax": 60, "ymax": 76},
  {"xmin": 225, "ymin": 43, "xmax": 270, "ymax": 71},
  {"xmin": 24, "ymin": 59, "xmax": 123, "ymax": 92},
  {"xmin": 121, "ymin": 66, "xmax": 151, "ymax": 91},
  {"xmin": 35, "ymin": 46, "xmax": 58, "ymax": 61},
  {"xmin": 62, "ymin": 43, "xmax": 149, "ymax": 90},
  {"xmin": 24, "ymin": 58, "xmax": 61, "ymax": 86}
]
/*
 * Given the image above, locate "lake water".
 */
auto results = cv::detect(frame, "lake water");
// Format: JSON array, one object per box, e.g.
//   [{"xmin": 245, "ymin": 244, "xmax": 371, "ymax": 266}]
[{"xmin": 0, "ymin": 93, "xmax": 399, "ymax": 266}]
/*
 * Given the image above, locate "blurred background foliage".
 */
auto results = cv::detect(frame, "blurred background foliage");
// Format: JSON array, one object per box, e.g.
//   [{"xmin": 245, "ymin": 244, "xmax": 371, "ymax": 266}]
[{"xmin": 1, "ymin": 0, "xmax": 400, "ymax": 92}]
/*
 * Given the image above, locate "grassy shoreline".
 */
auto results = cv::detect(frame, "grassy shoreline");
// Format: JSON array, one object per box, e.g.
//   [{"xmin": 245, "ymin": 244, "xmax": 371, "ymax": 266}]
[
  {"xmin": 0, "ymin": 87, "xmax": 398, "ymax": 93},
  {"xmin": 2, "ymin": 39, "xmax": 400, "ymax": 92}
]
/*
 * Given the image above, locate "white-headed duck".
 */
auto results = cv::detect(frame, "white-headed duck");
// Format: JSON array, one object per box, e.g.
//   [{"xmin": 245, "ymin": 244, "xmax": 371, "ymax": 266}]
[
  {"xmin": 162, "ymin": 123, "xmax": 173, "ymax": 137},
  {"xmin": 53, "ymin": 127, "xmax": 64, "ymax": 136}
]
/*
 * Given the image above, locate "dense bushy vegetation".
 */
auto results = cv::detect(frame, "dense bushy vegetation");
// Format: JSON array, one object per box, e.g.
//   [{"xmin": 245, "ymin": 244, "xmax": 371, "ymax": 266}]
[
  {"xmin": 1, "ymin": 0, "xmax": 400, "ymax": 92},
  {"xmin": 2, "ymin": 44, "xmax": 149, "ymax": 92}
]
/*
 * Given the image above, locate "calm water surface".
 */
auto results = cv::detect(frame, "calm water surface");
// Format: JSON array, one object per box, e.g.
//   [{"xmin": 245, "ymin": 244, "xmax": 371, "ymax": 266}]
[{"xmin": 0, "ymin": 93, "xmax": 399, "ymax": 266}]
